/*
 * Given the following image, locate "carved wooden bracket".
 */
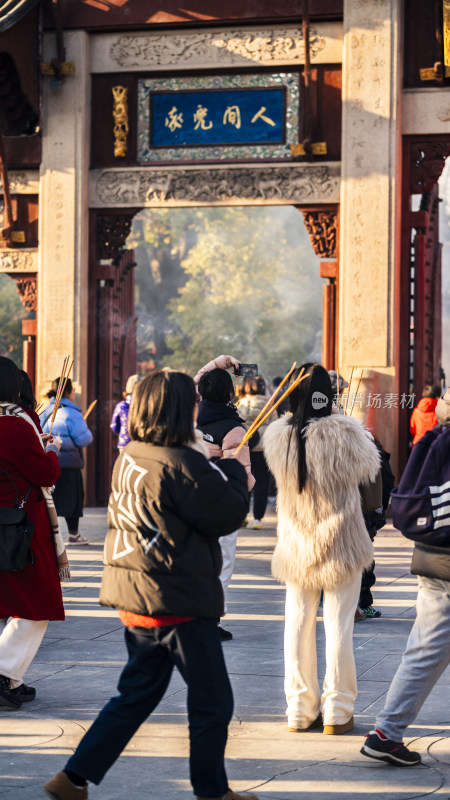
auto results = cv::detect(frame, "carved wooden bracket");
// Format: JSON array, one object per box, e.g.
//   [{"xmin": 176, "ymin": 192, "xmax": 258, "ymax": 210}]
[
  {"xmin": 112, "ymin": 85, "xmax": 129, "ymax": 158},
  {"xmin": 97, "ymin": 213, "xmax": 137, "ymax": 262},
  {"xmin": 301, "ymin": 210, "xmax": 337, "ymax": 259},
  {"xmin": 410, "ymin": 141, "xmax": 450, "ymax": 194},
  {"xmin": 9, "ymin": 275, "xmax": 37, "ymax": 311}
]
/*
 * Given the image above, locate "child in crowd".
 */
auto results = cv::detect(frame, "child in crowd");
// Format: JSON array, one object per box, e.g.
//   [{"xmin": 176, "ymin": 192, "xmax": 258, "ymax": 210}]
[{"xmin": 110, "ymin": 374, "xmax": 140, "ymax": 449}]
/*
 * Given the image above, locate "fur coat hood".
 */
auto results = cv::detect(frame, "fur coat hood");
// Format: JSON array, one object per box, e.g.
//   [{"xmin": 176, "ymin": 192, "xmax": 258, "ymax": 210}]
[{"xmin": 263, "ymin": 413, "xmax": 379, "ymax": 590}]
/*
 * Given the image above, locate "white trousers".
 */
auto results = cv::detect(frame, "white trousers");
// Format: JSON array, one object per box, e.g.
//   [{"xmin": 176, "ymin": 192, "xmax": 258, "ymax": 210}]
[
  {"xmin": 0, "ymin": 617, "xmax": 48, "ymax": 688},
  {"xmin": 284, "ymin": 572, "xmax": 361, "ymax": 727},
  {"xmin": 219, "ymin": 530, "xmax": 239, "ymax": 615}
]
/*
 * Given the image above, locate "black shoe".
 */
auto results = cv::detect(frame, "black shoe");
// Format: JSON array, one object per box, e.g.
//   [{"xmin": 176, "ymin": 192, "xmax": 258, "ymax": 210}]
[
  {"xmin": 361, "ymin": 730, "xmax": 421, "ymax": 766},
  {"xmin": 9, "ymin": 683, "xmax": 36, "ymax": 702},
  {"xmin": 218, "ymin": 626, "xmax": 233, "ymax": 641},
  {"xmin": 361, "ymin": 606, "xmax": 381, "ymax": 618},
  {"xmin": 0, "ymin": 675, "xmax": 22, "ymax": 709}
]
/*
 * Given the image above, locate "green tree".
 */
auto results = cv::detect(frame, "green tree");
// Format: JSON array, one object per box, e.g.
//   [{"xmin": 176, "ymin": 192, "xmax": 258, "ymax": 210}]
[
  {"xmin": 164, "ymin": 206, "xmax": 322, "ymax": 377},
  {"xmin": 0, "ymin": 275, "xmax": 25, "ymax": 367}
]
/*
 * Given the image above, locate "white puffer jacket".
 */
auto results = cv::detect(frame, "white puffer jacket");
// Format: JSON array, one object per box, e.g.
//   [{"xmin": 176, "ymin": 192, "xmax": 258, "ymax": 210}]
[{"xmin": 263, "ymin": 413, "xmax": 379, "ymax": 590}]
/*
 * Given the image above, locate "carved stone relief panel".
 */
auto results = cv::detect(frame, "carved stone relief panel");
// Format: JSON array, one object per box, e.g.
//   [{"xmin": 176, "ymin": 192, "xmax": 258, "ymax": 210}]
[
  {"xmin": 90, "ymin": 23, "xmax": 343, "ymax": 73},
  {"xmin": 0, "ymin": 249, "xmax": 38, "ymax": 272},
  {"xmin": 4, "ymin": 171, "xmax": 40, "ymax": 194},
  {"xmin": 90, "ymin": 164, "xmax": 340, "ymax": 208},
  {"xmin": 403, "ymin": 89, "xmax": 450, "ymax": 135}
]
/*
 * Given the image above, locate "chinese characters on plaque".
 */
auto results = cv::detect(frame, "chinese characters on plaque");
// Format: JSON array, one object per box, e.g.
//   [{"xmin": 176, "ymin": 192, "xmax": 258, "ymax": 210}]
[{"xmin": 151, "ymin": 88, "xmax": 285, "ymax": 147}]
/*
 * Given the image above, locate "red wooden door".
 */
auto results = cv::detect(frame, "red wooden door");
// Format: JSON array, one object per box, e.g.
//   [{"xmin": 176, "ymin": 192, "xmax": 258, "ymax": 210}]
[
  {"xmin": 87, "ymin": 248, "xmax": 136, "ymax": 505},
  {"xmin": 411, "ymin": 185, "xmax": 442, "ymax": 401}
]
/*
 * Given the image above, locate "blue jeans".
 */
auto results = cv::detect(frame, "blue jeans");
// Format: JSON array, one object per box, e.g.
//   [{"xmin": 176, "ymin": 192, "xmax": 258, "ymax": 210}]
[
  {"xmin": 375, "ymin": 576, "xmax": 450, "ymax": 742},
  {"xmin": 65, "ymin": 618, "xmax": 233, "ymax": 797}
]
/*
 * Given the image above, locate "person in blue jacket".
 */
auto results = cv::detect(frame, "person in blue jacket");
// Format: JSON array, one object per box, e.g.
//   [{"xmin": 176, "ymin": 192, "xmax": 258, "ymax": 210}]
[{"xmin": 41, "ymin": 378, "xmax": 93, "ymax": 545}]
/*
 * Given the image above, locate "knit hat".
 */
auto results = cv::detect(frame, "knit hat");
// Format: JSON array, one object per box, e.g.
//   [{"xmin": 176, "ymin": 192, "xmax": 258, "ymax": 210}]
[
  {"xmin": 125, "ymin": 374, "xmax": 139, "ymax": 394},
  {"xmin": 435, "ymin": 387, "xmax": 450, "ymax": 426},
  {"xmin": 328, "ymin": 370, "xmax": 349, "ymax": 393}
]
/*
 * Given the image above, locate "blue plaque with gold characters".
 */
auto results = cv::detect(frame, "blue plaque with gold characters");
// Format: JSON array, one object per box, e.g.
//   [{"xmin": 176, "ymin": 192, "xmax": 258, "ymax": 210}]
[{"xmin": 151, "ymin": 88, "xmax": 285, "ymax": 148}]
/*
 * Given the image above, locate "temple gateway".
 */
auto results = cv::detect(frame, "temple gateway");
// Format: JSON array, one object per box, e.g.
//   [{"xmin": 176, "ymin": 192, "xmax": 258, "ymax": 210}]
[{"xmin": 0, "ymin": 0, "xmax": 449, "ymax": 503}]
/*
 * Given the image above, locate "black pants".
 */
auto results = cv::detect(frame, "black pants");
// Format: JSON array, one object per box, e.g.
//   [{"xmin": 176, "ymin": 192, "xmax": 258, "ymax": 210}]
[
  {"xmin": 359, "ymin": 561, "xmax": 376, "ymax": 608},
  {"xmin": 250, "ymin": 450, "xmax": 271, "ymax": 521},
  {"xmin": 65, "ymin": 516, "xmax": 80, "ymax": 535},
  {"xmin": 359, "ymin": 513, "xmax": 378, "ymax": 608},
  {"xmin": 65, "ymin": 618, "xmax": 233, "ymax": 797}
]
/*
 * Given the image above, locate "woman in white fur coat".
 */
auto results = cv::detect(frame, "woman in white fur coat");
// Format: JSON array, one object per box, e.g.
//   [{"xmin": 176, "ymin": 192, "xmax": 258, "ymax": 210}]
[{"xmin": 263, "ymin": 363, "xmax": 380, "ymax": 735}]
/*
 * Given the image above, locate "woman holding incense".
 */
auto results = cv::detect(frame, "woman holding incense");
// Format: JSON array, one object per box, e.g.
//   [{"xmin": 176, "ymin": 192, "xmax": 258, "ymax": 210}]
[
  {"xmin": 196, "ymin": 365, "xmax": 254, "ymax": 641},
  {"xmin": 41, "ymin": 377, "xmax": 93, "ymax": 545},
  {"xmin": 0, "ymin": 357, "xmax": 66, "ymax": 710},
  {"xmin": 237, "ymin": 375, "xmax": 272, "ymax": 529},
  {"xmin": 263, "ymin": 363, "xmax": 379, "ymax": 735},
  {"xmin": 45, "ymin": 368, "xmax": 257, "ymax": 800}
]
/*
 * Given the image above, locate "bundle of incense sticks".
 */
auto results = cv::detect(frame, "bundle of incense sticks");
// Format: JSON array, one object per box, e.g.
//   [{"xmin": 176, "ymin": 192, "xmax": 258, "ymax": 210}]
[
  {"xmin": 233, "ymin": 362, "xmax": 296, "ymax": 455},
  {"xmin": 83, "ymin": 398, "xmax": 97, "ymax": 421},
  {"xmin": 49, "ymin": 356, "xmax": 74, "ymax": 434},
  {"xmin": 235, "ymin": 366, "xmax": 310, "ymax": 455}
]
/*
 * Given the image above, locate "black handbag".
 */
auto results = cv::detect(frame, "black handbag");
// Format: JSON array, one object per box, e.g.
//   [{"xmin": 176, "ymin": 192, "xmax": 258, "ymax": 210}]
[{"xmin": 0, "ymin": 466, "xmax": 34, "ymax": 571}]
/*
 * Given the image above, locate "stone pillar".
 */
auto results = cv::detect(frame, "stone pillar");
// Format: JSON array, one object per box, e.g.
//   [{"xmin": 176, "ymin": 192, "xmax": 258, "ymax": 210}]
[
  {"xmin": 37, "ymin": 31, "xmax": 90, "ymax": 402},
  {"xmin": 339, "ymin": 0, "xmax": 403, "ymax": 453}
]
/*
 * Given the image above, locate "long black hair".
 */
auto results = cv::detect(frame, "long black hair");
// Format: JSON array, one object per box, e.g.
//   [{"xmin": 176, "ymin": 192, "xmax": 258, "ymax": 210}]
[
  {"xmin": 128, "ymin": 368, "xmax": 196, "ymax": 446},
  {"xmin": 287, "ymin": 363, "xmax": 333, "ymax": 493},
  {"xmin": 0, "ymin": 357, "xmax": 22, "ymax": 404}
]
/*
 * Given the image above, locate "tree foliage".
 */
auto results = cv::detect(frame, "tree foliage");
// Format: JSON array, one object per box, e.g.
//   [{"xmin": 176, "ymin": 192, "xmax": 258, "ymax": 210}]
[
  {"xmin": 0, "ymin": 275, "xmax": 25, "ymax": 367},
  {"xmin": 130, "ymin": 206, "xmax": 323, "ymax": 379}
]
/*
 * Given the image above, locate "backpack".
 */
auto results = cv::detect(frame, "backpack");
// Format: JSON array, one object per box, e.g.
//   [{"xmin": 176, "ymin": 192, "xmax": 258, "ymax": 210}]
[{"xmin": 390, "ymin": 425, "xmax": 450, "ymax": 546}]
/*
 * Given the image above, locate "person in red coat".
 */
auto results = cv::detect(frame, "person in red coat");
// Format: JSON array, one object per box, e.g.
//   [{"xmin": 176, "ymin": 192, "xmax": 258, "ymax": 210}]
[
  {"xmin": 0, "ymin": 358, "xmax": 65, "ymax": 709},
  {"xmin": 409, "ymin": 384, "xmax": 441, "ymax": 446}
]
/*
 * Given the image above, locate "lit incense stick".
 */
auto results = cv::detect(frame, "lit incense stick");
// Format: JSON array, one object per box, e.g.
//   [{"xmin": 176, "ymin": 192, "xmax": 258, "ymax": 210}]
[
  {"xmin": 240, "ymin": 362, "xmax": 297, "ymax": 445},
  {"xmin": 349, "ymin": 369, "xmax": 364, "ymax": 417},
  {"xmin": 49, "ymin": 357, "xmax": 74, "ymax": 434},
  {"xmin": 234, "ymin": 369, "xmax": 310, "ymax": 455},
  {"xmin": 83, "ymin": 399, "xmax": 98, "ymax": 421}
]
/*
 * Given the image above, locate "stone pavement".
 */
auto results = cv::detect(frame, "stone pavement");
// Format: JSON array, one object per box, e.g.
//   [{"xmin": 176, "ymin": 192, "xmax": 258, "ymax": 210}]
[{"xmin": 0, "ymin": 509, "xmax": 449, "ymax": 800}]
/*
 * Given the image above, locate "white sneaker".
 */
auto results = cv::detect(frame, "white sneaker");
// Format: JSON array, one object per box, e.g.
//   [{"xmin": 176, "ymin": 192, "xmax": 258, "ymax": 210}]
[{"xmin": 251, "ymin": 519, "xmax": 265, "ymax": 530}]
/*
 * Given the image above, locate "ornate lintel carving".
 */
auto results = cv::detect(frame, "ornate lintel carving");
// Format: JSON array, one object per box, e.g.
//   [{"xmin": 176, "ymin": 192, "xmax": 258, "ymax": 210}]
[
  {"xmin": 410, "ymin": 141, "xmax": 450, "ymax": 194},
  {"xmin": 92, "ymin": 165, "xmax": 340, "ymax": 208},
  {"xmin": 0, "ymin": 248, "xmax": 38, "ymax": 273},
  {"xmin": 109, "ymin": 27, "xmax": 327, "ymax": 69},
  {"xmin": 97, "ymin": 213, "xmax": 137, "ymax": 262},
  {"xmin": 301, "ymin": 210, "xmax": 337, "ymax": 259},
  {"xmin": 9, "ymin": 276, "xmax": 37, "ymax": 311}
]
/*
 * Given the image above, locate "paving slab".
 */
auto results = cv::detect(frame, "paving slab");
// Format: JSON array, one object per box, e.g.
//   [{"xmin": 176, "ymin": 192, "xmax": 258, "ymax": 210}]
[{"xmin": 0, "ymin": 511, "xmax": 449, "ymax": 799}]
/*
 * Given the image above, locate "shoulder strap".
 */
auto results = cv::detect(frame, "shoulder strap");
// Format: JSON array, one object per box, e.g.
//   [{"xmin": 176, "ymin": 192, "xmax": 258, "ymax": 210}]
[{"xmin": 0, "ymin": 465, "xmax": 32, "ymax": 508}]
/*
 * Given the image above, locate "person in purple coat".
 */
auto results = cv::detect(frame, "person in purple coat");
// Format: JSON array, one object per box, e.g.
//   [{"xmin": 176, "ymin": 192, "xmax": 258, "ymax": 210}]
[{"xmin": 110, "ymin": 375, "xmax": 139, "ymax": 449}]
